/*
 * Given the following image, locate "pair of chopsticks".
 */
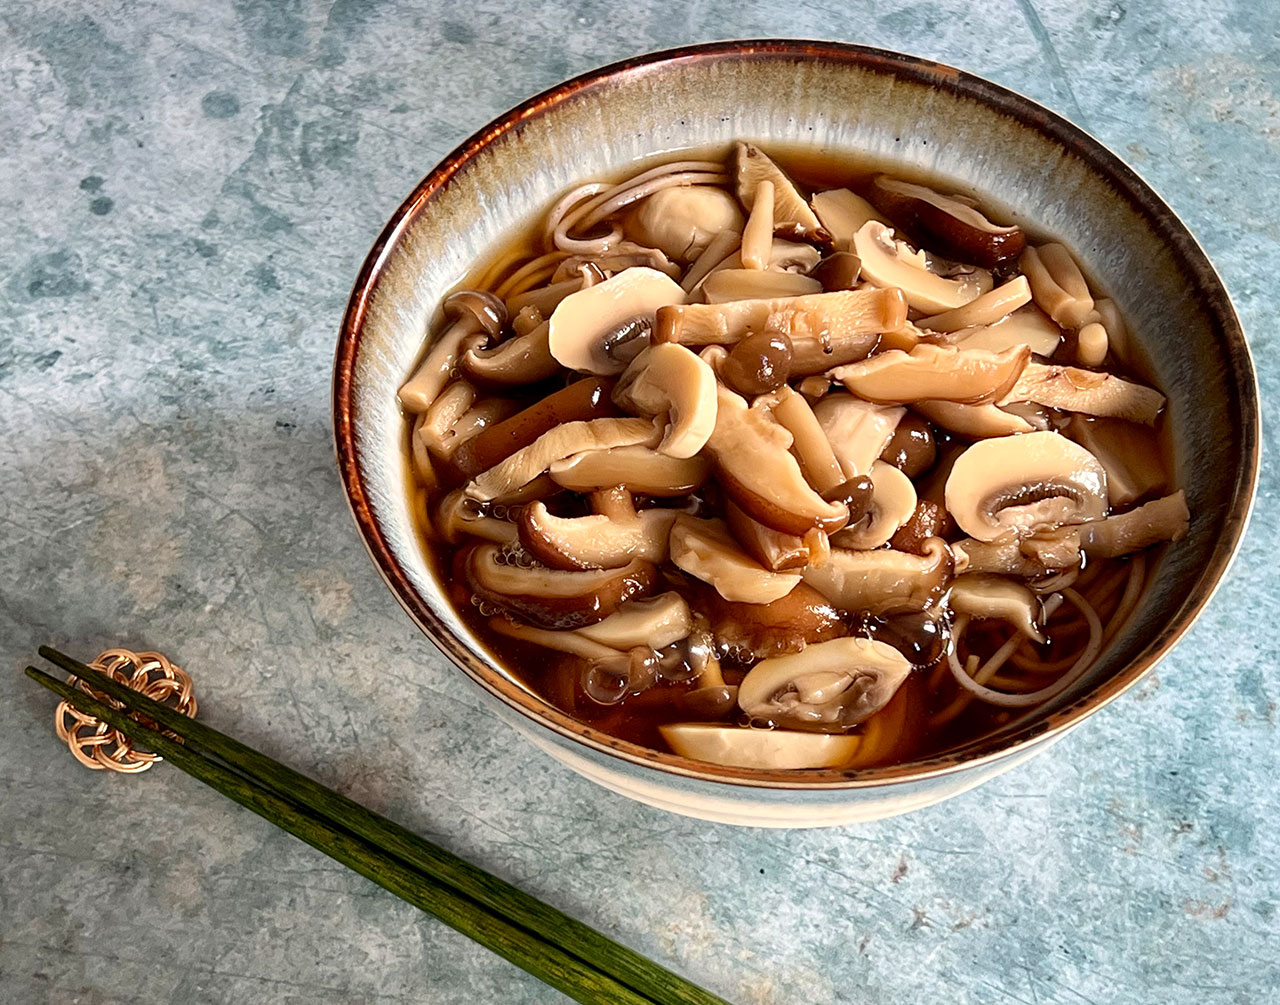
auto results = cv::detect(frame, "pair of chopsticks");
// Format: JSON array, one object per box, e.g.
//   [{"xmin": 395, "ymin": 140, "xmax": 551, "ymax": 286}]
[{"xmin": 26, "ymin": 648, "xmax": 729, "ymax": 1005}]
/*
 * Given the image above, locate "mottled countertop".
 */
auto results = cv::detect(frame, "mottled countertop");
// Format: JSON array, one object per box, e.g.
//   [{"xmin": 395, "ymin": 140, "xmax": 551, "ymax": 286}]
[{"xmin": 2, "ymin": 2, "xmax": 1276, "ymax": 1003}]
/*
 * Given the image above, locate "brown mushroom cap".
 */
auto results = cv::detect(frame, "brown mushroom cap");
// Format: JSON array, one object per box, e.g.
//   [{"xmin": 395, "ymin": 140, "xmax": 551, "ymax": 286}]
[
  {"xmin": 461, "ymin": 321, "xmax": 561, "ymax": 387},
  {"xmin": 444, "ymin": 289, "xmax": 507, "ymax": 336}
]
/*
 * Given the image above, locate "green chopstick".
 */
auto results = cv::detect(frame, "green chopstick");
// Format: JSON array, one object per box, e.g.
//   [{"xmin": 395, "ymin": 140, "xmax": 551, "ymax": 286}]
[{"xmin": 28, "ymin": 650, "xmax": 730, "ymax": 1005}]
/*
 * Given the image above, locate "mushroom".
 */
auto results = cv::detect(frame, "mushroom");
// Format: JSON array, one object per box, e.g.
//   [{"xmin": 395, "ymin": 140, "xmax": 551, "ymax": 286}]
[
  {"xmin": 680, "ymin": 229, "xmax": 742, "ymax": 293},
  {"xmin": 546, "ymin": 443, "xmax": 709, "ymax": 497},
  {"xmin": 434, "ymin": 489, "xmax": 519, "ymax": 546},
  {"xmin": 669, "ymin": 515, "xmax": 803, "ymax": 605},
  {"xmin": 612, "ymin": 343, "xmax": 717, "ymax": 458},
  {"xmin": 451, "ymin": 377, "xmax": 617, "ymax": 477},
  {"xmin": 917, "ymin": 276, "xmax": 1032, "ymax": 333},
  {"xmin": 832, "ymin": 343, "xmax": 1030, "ymax": 406},
  {"xmin": 626, "ymin": 186, "xmax": 745, "ymax": 262},
  {"xmin": 810, "ymin": 251, "xmax": 863, "ymax": 291},
  {"xmin": 655, "ymin": 287, "xmax": 906, "ymax": 374},
  {"xmin": 461, "ymin": 320, "xmax": 561, "ymax": 386},
  {"xmin": 1089, "ymin": 297, "xmax": 1131, "ymax": 362},
  {"xmin": 464, "ymin": 543, "xmax": 658, "ymax": 628},
  {"xmin": 399, "ymin": 290, "xmax": 506, "ymax": 412},
  {"xmin": 547, "ymin": 267, "xmax": 686, "ymax": 375},
  {"xmin": 725, "ymin": 499, "xmax": 829, "ymax": 572},
  {"xmin": 948, "ymin": 574, "xmax": 1047, "ymax": 643},
  {"xmin": 831, "ymin": 460, "xmax": 918, "ymax": 550},
  {"xmin": 518, "ymin": 487, "xmax": 677, "ymax": 570},
  {"xmin": 945, "ymin": 431, "xmax": 1108, "ymax": 541},
  {"xmin": 465, "ymin": 416, "xmax": 660, "ymax": 501},
  {"xmin": 415, "ymin": 380, "xmax": 476, "ymax": 460},
  {"xmin": 813, "ymin": 394, "xmax": 905, "ymax": 477},
  {"xmin": 760, "ymin": 385, "xmax": 847, "ymax": 494},
  {"xmin": 734, "ymin": 142, "xmax": 826, "ymax": 239},
  {"xmin": 1076, "ymin": 321, "xmax": 1109, "ymax": 367},
  {"xmin": 853, "ymin": 221, "xmax": 990, "ymax": 314},
  {"xmin": 505, "ymin": 274, "xmax": 585, "ymax": 318},
  {"xmin": 878, "ymin": 412, "xmax": 936, "ymax": 478},
  {"xmin": 443, "ymin": 397, "xmax": 529, "ymax": 457},
  {"xmin": 911, "ymin": 400, "xmax": 1038, "ymax": 439},
  {"xmin": 1081, "ymin": 491, "xmax": 1189, "ymax": 558},
  {"xmin": 952, "ymin": 529, "xmax": 1082, "ymax": 577},
  {"xmin": 703, "ymin": 384, "xmax": 849, "ymax": 536},
  {"xmin": 718, "ymin": 329, "xmax": 793, "ymax": 396},
  {"xmin": 1001, "ymin": 362, "xmax": 1165, "ymax": 424},
  {"xmin": 701, "ymin": 269, "xmax": 822, "ymax": 303},
  {"xmin": 741, "ymin": 179, "xmax": 775, "ymax": 270},
  {"xmin": 801, "ymin": 537, "xmax": 954, "ymax": 615},
  {"xmin": 888, "ymin": 499, "xmax": 949, "ymax": 554},
  {"xmin": 575, "ymin": 592, "xmax": 693, "ymax": 650},
  {"xmin": 694, "ymin": 579, "xmax": 844, "ymax": 660},
  {"xmin": 488, "ymin": 616, "xmax": 629, "ymax": 662},
  {"xmin": 810, "ymin": 188, "xmax": 890, "ymax": 248},
  {"xmin": 1020, "ymin": 244, "xmax": 1095, "ymax": 330},
  {"xmin": 1066, "ymin": 415, "xmax": 1168, "ymax": 507},
  {"xmin": 950, "ymin": 304, "xmax": 1063, "ymax": 357},
  {"xmin": 658, "ymin": 723, "xmax": 861, "ymax": 770},
  {"xmin": 738, "ymin": 636, "xmax": 912, "ymax": 729},
  {"xmin": 552, "ymin": 245, "xmax": 681, "ymax": 283},
  {"xmin": 867, "ymin": 175, "xmax": 1027, "ymax": 269}
]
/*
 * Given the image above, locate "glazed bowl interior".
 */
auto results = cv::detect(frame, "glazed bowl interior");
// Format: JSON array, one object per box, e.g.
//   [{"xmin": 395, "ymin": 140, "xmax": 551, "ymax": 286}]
[{"xmin": 335, "ymin": 41, "xmax": 1256, "ymax": 790}]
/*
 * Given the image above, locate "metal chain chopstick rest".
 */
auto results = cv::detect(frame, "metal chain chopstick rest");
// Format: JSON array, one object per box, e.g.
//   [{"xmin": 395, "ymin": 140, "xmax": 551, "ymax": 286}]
[{"xmin": 54, "ymin": 649, "xmax": 197, "ymax": 772}]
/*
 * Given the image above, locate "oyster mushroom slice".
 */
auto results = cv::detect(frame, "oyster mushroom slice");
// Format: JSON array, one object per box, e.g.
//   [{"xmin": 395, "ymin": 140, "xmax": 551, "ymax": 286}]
[
  {"xmin": 950, "ymin": 304, "xmax": 1063, "ymax": 357},
  {"xmin": 576, "ymin": 592, "xmax": 692, "ymax": 650},
  {"xmin": 831, "ymin": 460, "xmax": 917, "ymax": 550},
  {"xmin": 832, "ymin": 343, "xmax": 1030, "ymax": 406},
  {"xmin": 1002, "ymin": 362, "xmax": 1166, "ymax": 425},
  {"xmin": 811, "ymin": 188, "xmax": 890, "ymax": 248},
  {"xmin": 1021, "ymin": 244, "xmax": 1095, "ymax": 330},
  {"xmin": 867, "ymin": 175, "xmax": 1027, "ymax": 269},
  {"xmin": 738, "ymin": 637, "xmax": 912, "ymax": 729},
  {"xmin": 948, "ymin": 574, "xmax": 1047, "ymax": 643},
  {"xmin": 548, "ymin": 444, "xmax": 709, "ymax": 496},
  {"xmin": 659, "ymin": 723, "xmax": 861, "ymax": 770},
  {"xmin": 952, "ymin": 529, "xmax": 1082, "ymax": 577},
  {"xmin": 853, "ymin": 221, "xmax": 990, "ymax": 314},
  {"xmin": 733, "ymin": 142, "xmax": 826, "ymax": 238},
  {"xmin": 488, "ymin": 617, "xmax": 626, "ymax": 662},
  {"xmin": 1081, "ymin": 491, "xmax": 1189, "ymax": 558},
  {"xmin": 626, "ymin": 186, "xmax": 744, "ymax": 262},
  {"xmin": 548, "ymin": 267, "xmax": 686, "ymax": 375},
  {"xmin": 918, "ymin": 276, "xmax": 1032, "ymax": 333},
  {"xmin": 802, "ymin": 537, "xmax": 954, "ymax": 615},
  {"xmin": 612, "ymin": 343, "xmax": 717, "ymax": 458},
  {"xmin": 813, "ymin": 394, "xmax": 905, "ymax": 478},
  {"xmin": 465, "ymin": 544, "xmax": 658, "ymax": 629},
  {"xmin": 759, "ymin": 385, "xmax": 846, "ymax": 494},
  {"xmin": 945, "ymin": 431, "xmax": 1108, "ymax": 542},
  {"xmin": 701, "ymin": 269, "xmax": 822, "ymax": 303},
  {"xmin": 518, "ymin": 499, "xmax": 677, "ymax": 571},
  {"xmin": 912, "ymin": 399, "xmax": 1037, "ymax": 439},
  {"xmin": 669, "ymin": 515, "xmax": 802, "ymax": 605},
  {"xmin": 704, "ymin": 384, "xmax": 849, "ymax": 537}
]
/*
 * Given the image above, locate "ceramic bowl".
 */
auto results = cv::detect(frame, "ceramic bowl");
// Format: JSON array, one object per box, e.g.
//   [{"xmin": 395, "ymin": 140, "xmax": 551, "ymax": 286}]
[{"xmin": 333, "ymin": 41, "xmax": 1258, "ymax": 828}]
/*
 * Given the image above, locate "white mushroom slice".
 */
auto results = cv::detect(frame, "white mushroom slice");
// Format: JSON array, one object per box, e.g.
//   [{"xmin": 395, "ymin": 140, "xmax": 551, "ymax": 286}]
[
  {"xmin": 1081, "ymin": 491, "xmax": 1189, "ymax": 558},
  {"xmin": 801, "ymin": 537, "xmax": 953, "ymax": 615},
  {"xmin": 950, "ymin": 304, "xmax": 1063, "ymax": 357},
  {"xmin": 701, "ymin": 269, "xmax": 822, "ymax": 303},
  {"xmin": 738, "ymin": 637, "xmax": 912, "ymax": 729},
  {"xmin": 627, "ymin": 186, "xmax": 744, "ymax": 262},
  {"xmin": 1002, "ymin": 362, "xmax": 1165, "ymax": 424},
  {"xmin": 853, "ymin": 221, "xmax": 989, "ymax": 313},
  {"xmin": 466, "ymin": 417, "xmax": 659, "ymax": 501},
  {"xmin": 813, "ymin": 394, "xmax": 905, "ymax": 477},
  {"xmin": 912, "ymin": 399, "xmax": 1036, "ymax": 438},
  {"xmin": 1066, "ymin": 415, "xmax": 1168, "ymax": 507},
  {"xmin": 659, "ymin": 723, "xmax": 860, "ymax": 770},
  {"xmin": 548, "ymin": 267, "xmax": 686, "ymax": 375},
  {"xmin": 1021, "ymin": 244, "xmax": 1095, "ymax": 330},
  {"xmin": 832, "ymin": 343, "xmax": 1030, "ymax": 406},
  {"xmin": 613, "ymin": 343, "xmax": 717, "ymax": 458},
  {"xmin": 948, "ymin": 574, "xmax": 1046, "ymax": 643},
  {"xmin": 488, "ymin": 618, "xmax": 625, "ymax": 661},
  {"xmin": 831, "ymin": 460, "xmax": 917, "ymax": 550},
  {"xmin": 945, "ymin": 431, "xmax": 1108, "ymax": 541},
  {"xmin": 811, "ymin": 188, "xmax": 889, "ymax": 248},
  {"xmin": 761, "ymin": 385, "xmax": 846, "ymax": 494},
  {"xmin": 576, "ymin": 593, "xmax": 692, "ymax": 650},
  {"xmin": 952, "ymin": 530, "xmax": 1082, "ymax": 576},
  {"xmin": 519, "ymin": 500, "xmax": 677, "ymax": 570},
  {"xmin": 917, "ymin": 276, "xmax": 1032, "ymax": 333},
  {"xmin": 669, "ymin": 515, "xmax": 802, "ymax": 604},
  {"xmin": 548, "ymin": 444, "xmax": 709, "ymax": 496},
  {"xmin": 734, "ymin": 142, "xmax": 825, "ymax": 236}
]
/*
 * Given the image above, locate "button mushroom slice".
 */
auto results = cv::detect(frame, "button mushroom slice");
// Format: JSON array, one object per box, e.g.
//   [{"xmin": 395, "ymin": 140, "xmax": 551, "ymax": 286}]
[
  {"xmin": 575, "ymin": 592, "xmax": 693, "ymax": 650},
  {"xmin": 461, "ymin": 320, "xmax": 561, "ymax": 387},
  {"xmin": 626, "ymin": 185, "xmax": 745, "ymax": 262},
  {"xmin": 1001, "ymin": 362, "xmax": 1165, "ymax": 425},
  {"xmin": 1081, "ymin": 491, "xmax": 1189, "ymax": 558},
  {"xmin": 813, "ymin": 394, "xmax": 906, "ymax": 478},
  {"xmin": 811, "ymin": 188, "xmax": 890, "ymax": 249},
  {"xmin": 547, "ymin": 267, "xmax": 686, "ymax": 375},
  {"xmin": 701, "ymin": 269, "xmax": 823, "ymax": 303},
  {"xmin": 466, "ymin": 416, "xmax": 660, "ymax": 502},
  {"xmin": 830, "ymin": 460, "xmax": 918, "ymax": 550},
  {"xmin": 1066, "ymin": 415, "xmax": 1168, "ymax": 507},
  {"xmin": 1020, "ymin": 244, "xmax": 1095, "ymax": 330},
  {"xmin": 802, "ymin": 537, "xmax": 954, "ymax": 615},
  {"xmin": 917, "ymin": 276, "xmax": 1032, "ymax": 334},
  {"xmin": 945, "ymin": 431, "xmax": 1108, "ymax": 542},
  {"xmin": 658, "ymin": 723, "xmax": 861, "ymax": 770},
  {"xmin": 948, "ymin": 573, "xmax": 1047, "ymax": 643},
  {"xmin": 832, "ymin": 343, "xmax": 1030, "ymax": 407},
  {"xmin": 399, "ymin": 290, "xmax": 507, "ymax": 413},
  {"xmin": 725, "ymin": 499, "xmax": 829, "ymax": 572},
  {"xmin": 952, "ymin": 529, "xmax": 1082, "ymax": 577},
  {"xmin": 669, "ymin": 514, "xmax": 803, "ymax": 604},
  {"xmin": 738, "ymin": 636, "xmax": 912, "ymax": 729},
  {"xmin": 757, "ymin": 385, "xmax": 846, "ymax": 494},
  {"xmin": 912, "ymin": 399, "xmax": 1037, "ymax": 439},
  {"xmin": 612, "ymin": 343, "xmax": 717, "ymax": 458},
  {"xmin": 704, "ymin": 385, "xmax": 849, "ymax": 537},
  {"xmin": 867, "ymin": 175, "xmax": 1027, "ymax": 270},
  {"xmin": 733, "ymin": 142, "xmax": 826, "ymax": 238},
  {"xmin": 464, "ymin": 543, "xmax": 658, "ymax": 629},
  {"xmin": 434, "ymin": 489, "xmax": 519, "ymax": 546},
  {"xmin": 853, "ymin": 221, "xmax": 990, "ymax": 314},
  {"xmin": 949, "ymin": 304, "xmax": 1063, "ymax": 357},
  {"xmin": 518, "ymin": 494, "xmax": 677, "ymax": 570}
]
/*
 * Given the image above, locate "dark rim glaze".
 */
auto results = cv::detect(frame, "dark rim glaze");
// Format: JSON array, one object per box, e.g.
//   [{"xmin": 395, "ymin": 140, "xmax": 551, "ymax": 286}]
[{"xmin": 334, "ymin": 40, "xmax": 1259, "ymax": 791}]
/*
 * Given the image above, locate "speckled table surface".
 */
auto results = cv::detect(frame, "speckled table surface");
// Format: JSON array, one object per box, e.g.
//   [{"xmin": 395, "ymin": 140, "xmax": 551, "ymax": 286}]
[{"xmin": 1, "ymin": 2, "xmax": 1276, "ymax": 1003}]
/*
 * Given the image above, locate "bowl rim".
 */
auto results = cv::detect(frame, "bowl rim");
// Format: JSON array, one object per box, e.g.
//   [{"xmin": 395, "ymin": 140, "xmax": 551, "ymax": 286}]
[{"xmin": 333, "ymin": 39, "xmax": 1259, "ymax": 791}]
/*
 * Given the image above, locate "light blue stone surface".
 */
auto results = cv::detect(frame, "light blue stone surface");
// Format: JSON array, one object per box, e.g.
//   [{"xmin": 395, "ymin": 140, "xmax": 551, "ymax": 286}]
[{"xmin": 1, "ymin": 3, "xmax": 1275, "ymax": 1002}]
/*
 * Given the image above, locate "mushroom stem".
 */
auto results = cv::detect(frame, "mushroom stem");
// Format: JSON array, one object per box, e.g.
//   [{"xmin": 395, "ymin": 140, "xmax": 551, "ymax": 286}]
[
  {"xmin": 917, "ymin": 276, "xmax": 1032, "ymax": 333},
  {"xmin": 1020, "ymin": 244, "xmax": 1095, "ymax": 330},
  {"xmin": 461, "ymin": 321, "xmax": 560, "ymax": 387},
  {"xmin": 764, "ymin": 385, "xmax": 847, "ymax": 494},
  {"xmin": 741, "ymin": 180, "xmax": 775, "ymax": 270}
]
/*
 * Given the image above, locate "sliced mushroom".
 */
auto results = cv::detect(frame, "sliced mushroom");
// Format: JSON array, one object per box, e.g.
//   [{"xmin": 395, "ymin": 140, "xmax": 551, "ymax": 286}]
[
  {"xmin": 681, "ymin": 229, "xmax": 742, "ymax": 293},
  {"xmin": 575, "ymin": 592, "xmax": 693, "ymax": 650},
  {"xmin": 917, "ymin": 276, "xmax": 1032, "ymax": 333},
  {"xmin": 738, "ymin": 637, "xmax": 912, "ymax": 729},
  {"xmin": 912, "ymin": 399, "xmax": 1037, "ymax": 438},
  {"xmin": 952, "ymin": 529, "xmax": 1082, "ymax": 577},
  {"xmin": 741, "ymin": 179, "xmax": 775, "ymax": 270},
  {"xmin": 626, "ymin": 186, "xmax": 745, "ymax": 262},
  {"xmin": 694, "ymin": 579, "xmax": 844, "ymax": 660},
  {"xmin": 461, "ymin": 321, "xmax": 561, "ymax": 386},
  {"xmin": 518, "ymin": 492, "xmax": 677, "ymax": 570},
  {"xmin": 1021, "ymin": 244, "xmax": 1095, "ymax": 330},
  {"xmin": 548, "ymin": 267, "xmax": 686, "ymax": 375},
  {"xmin": 612, "ymin": 343, "xmax": 717, "ymax": 458},
  {"xmin": 1001, "ymin": 362, "xmax": 1165, "ymax": 424},
  {"xmin": 734, "ymin": 142, "xmax": 825, "ymax": 238},
  {"xmin": 948, "ymin": 574, "xmax": 1046, "ymax": 643},
  {"xmin": 853, "ymin": 221, "xmax": 990, "ymax": 314},
  {"xmin": 888, "ymin": 499, "xmax": 949, "ymax": 554},
  {"xmin": 465, "ymin": 544, "xmax": 657, "ymax": 628},
  {"xmin": 400, "ymin": 290, "xmax": 506, "ymax": 412},
  {"xmin": 801, "ymin": 537, "xmax": 953, "ymax": 615},
  {"xmin": 725, "ymin": 499, "xmax": 828, "ymax": 572},
  {"xmin": 553, "ymin": 245, "xmax": 680, "ymax": 283},
  {"xmin": 945, "ymin": 431, "xmax": 1108, "ymax": 541},
  {"xmin": 868, "ymin": 175, "xmax": 1027, "ymax": 269},
  {"xmin": 761, "ymin": 385, "xmax": 847, "ymax": 494},
  {"xmin": 810, "ymin": 188, "xmax": 889, "ymax": 248},
  {"xmin": 1081, "ymin": 491, "xmax": 1189, "ymax": 558},
  {"xmin": 813, "ymin": 394, "xmax": 905, "ymax": 478},
  {"xmin": 704, "ymin": 384, "xmax": 849, "ymax": 536},
  {"xmin": 1067, "ymin": 415, "xmax": 1168, "ymax": 507},
  {"xmin": 548, "ymin": 444, "xmax": 710, "ymax": 496},
  {"xmin": 658, "ymin": 723, "xmax": 861, "ymax": 770},
  {"xmin": 670, "ymin": 515, "xmax": 802, "ymax": 605},
  {"xmin": 505, "ymin": 274, "xmax": 584, "ymax": 318},
  {"xmin": 950, "ymin": 304, "xmax": 1063, "ymax": 357},
  {"xmin": 434, "ymin": 490, "xmax": 520, "ymax": 546},
  {"xmin": 488, "ymin": 616, "xmax": 627, "ymax": 661},
  {"xmin": 831, "ymin": 460, "xmax": 917, "ymax": 550},
  {"xmin": 832, "ymin": 343, "xmax": 1030, "ymax": 406},
  {"xmin": 701, "ymin": 269, "xmax": 822, "ymax": 303}
]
